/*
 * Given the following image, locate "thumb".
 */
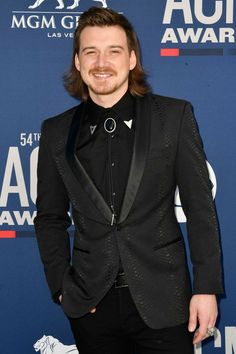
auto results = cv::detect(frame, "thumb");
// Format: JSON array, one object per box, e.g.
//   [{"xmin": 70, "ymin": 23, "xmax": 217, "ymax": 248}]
[
  {"xmin": 188, "ymin": 306, "xmax": 197, "ymax": 332},
  {"xmin": 90, "ymin": 307, "xmax": 96, "ymax": 313}
]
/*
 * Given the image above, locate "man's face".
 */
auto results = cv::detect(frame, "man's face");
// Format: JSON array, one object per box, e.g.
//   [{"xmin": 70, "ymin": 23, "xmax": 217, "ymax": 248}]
[{"xmin": 75, "ymin": 25, "xmax": 136, "ymax": 104}]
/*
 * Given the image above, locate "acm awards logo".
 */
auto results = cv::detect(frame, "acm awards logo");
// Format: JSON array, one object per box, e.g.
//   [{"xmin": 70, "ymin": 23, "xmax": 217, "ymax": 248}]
[
  {"xmin": 11, "ymin": 0, "xmax": 109, "ymax": 38},
  {"xmin": 175, "ymin": 161, "xmax": 217, "ymax": 223},
  {"xmin": 0, "ymin": 142, "xmax": 39, "ymax": 229},
  {"xmin": 160, "ymin": 0, "xmax": 235, "ymax": 56}
]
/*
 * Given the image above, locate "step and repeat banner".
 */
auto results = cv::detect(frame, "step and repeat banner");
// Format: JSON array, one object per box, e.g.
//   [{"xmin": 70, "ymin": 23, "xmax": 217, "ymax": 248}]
[{"xmin": 0, "ymin": 0, "xmax": 235, "ymax": 353}]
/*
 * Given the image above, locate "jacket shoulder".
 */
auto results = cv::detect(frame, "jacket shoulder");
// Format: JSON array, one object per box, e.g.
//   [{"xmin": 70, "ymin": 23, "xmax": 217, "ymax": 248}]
[
  {"xmin": 147, "ymin": 93, "xmax": 194, "ymax": 128},
  {"xmin": 149, "ymin": 93, "xmax": 191, "ymax": 110},
  {"xmin": 41, "ymin": 104, "xmax": 79, "ymax": 133}
]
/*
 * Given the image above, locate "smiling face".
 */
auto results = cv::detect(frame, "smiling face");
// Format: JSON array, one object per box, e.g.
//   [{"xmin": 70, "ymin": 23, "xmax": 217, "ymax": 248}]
[{"xmin": 74, "ymin": 25, "xmax": 136, "ymax": 107}]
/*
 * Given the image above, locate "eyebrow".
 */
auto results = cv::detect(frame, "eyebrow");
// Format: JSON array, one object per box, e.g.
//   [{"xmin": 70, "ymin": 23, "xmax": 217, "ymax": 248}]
[
  {"xmin": 81, "ymin": 46, "xmax": 96, "ymax": 52},
  {"xmin": 109, "ymin": 45, "xmax": 124, "ymax": 50},
  {"xmin": 81, "ymin": 45, "xmax": 125, "ymax": 52}
]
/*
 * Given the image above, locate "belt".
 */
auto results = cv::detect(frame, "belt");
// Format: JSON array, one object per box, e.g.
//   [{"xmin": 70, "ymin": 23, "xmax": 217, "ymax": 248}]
[{"xmin": 114, "ymin": 272, "xmax": 128, "ymax": 288}]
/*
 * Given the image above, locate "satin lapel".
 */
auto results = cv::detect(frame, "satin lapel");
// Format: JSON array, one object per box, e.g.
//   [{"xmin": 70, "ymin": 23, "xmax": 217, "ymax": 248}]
[
  {"xmin": 118, "ymin": 95, "xmax": 151, "ymax": 224},
  {"xmin": 66, "ymin": 103, "xmax": 113, "ymax": 224}
]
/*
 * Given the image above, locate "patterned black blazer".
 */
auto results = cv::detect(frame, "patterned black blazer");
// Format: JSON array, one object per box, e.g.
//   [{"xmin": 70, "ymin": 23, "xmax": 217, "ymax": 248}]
[{"xmin": 34, "ymin": 93, "xmax": 223, "ymax": 329}]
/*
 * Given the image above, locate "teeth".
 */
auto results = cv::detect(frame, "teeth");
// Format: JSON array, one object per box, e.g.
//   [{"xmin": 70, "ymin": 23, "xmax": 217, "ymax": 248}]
[{"xmin": 93, "ymin": 73, "xmax": 111, "ymax": 78}]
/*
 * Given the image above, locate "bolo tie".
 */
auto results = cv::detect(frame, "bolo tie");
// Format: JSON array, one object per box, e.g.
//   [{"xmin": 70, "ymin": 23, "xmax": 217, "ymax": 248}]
[
  {"xmin": 103, "ymin": 117, "xmax": 116, "ymax": 133},
  {"xmin": 90, "ymin": 117, "xmax": 132, "ymax": 135}
]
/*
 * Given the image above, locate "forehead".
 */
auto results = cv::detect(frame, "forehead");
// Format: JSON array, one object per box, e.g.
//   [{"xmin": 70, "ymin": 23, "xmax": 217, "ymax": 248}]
[{"xmin": 79, "ymin": 25, "xmax": 128, "ymax": 49}]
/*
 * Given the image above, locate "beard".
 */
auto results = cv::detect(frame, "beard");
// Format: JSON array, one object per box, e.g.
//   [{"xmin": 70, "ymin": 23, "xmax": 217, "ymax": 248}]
[
  {"xmin": 88, "ymin": 82, "xmax": 120, "ymax": 96},
  {"xmin": 86, "ymin": 67, "xmax": 129, "ymax": 96}
]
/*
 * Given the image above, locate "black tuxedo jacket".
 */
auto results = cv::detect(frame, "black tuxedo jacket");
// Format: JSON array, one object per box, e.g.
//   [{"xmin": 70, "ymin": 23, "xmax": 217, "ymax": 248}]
[{"xmin": 34, "ymin": 93, "xmax": 223, "ymax": 329}]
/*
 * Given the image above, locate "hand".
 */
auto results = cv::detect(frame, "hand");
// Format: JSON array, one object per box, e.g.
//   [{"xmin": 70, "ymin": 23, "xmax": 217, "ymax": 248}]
[
  {"xmin": 58, "ymin": 295, "xmax": 96, "ymax": 313},
  {"xmin": 188, "ymin": 294, "xmax": 218, "ymax": 344}
]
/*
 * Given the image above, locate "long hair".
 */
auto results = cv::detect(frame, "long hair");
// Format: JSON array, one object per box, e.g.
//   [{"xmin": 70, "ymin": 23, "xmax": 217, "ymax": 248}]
[{"xmin": 63, "ymin": 7, "xmax": 151, "ymax": 100}]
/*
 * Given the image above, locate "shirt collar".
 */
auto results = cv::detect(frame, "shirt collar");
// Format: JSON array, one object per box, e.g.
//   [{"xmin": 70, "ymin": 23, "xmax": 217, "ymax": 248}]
[{"xmin": 85, "ymin": 91, "xmax": 135, "ymax": 126}]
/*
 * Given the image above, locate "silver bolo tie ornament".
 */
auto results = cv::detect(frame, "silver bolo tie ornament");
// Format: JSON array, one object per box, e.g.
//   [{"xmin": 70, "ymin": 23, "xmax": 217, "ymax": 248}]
[{"xmin": 104, "ymin": 117, "xmax": 116, "ymax": 133}]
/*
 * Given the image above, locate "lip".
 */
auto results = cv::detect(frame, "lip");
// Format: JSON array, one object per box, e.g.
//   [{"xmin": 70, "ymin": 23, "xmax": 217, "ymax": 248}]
[
  {"xmin": 90, "ymin": 68, "xmax": 116, "ymax": 79},
  {"xmin": 92, "ymin": 72, "xmax": 113, "ymax": 79}
]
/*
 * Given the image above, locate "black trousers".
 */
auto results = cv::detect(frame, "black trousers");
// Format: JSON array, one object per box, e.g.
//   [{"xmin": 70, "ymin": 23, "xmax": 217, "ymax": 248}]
[{"xmin": 68, "ymin": 284, "xmax": 194, "ymax": 354}]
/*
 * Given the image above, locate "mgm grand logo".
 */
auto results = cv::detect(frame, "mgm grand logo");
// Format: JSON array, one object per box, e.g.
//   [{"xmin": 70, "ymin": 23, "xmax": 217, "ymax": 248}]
[
  {"xmin": 28, "ymin": 0, "xmax": 108, "ymax": 10},
  {"xmin": 11, "ymin": 0, "xmax": 109, "ymax": 33}
]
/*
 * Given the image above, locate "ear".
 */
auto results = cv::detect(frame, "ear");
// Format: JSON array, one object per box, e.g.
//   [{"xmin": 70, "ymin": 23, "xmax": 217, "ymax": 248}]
[
  {"xmin": 74, "ymin": 53, "xmax": 80, "ymax": 71},
  {"xmin": 129, "ymin": 50, "xmax": 137, "ymax": 71}
]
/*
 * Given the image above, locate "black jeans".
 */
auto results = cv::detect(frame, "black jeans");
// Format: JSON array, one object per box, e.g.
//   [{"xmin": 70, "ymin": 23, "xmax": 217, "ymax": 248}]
[{"xmin": 68, "ymin": 284, "xmax": 194, "ymax": 354}]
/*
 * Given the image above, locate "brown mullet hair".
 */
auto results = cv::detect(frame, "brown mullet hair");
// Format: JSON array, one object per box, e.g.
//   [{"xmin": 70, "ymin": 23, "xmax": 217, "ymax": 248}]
[{"xmin": 63, "ymin": 7, "xmax": 151, "ymax": 101}]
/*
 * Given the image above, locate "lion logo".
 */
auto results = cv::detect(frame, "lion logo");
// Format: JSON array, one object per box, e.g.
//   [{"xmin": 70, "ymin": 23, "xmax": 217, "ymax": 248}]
[
  {"xmin": 28, "ymin": 0, "xmax": 108, "ymax": 10},
  {"xmin": 34, "ymin": 335, "xmax": 78, "ymax": 354}
]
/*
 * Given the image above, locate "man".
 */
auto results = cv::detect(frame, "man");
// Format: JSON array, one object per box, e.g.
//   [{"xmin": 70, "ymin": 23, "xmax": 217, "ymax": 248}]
[{"xmin": 34, "ymin": 7, "xmax": 223, "ymax": 354}]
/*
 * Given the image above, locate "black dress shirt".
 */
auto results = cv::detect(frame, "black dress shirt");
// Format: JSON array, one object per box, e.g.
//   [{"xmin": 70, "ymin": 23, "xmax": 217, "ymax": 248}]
[
  {"xmin": 76, "ymin": 91, "xmax": 135, "ymax": 217},
  {"xmin": 76, "ymin": 91, "xmax": 135, "ymax": 273}
]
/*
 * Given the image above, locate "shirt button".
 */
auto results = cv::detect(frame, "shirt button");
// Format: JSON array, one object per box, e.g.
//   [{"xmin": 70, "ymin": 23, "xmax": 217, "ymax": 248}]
[
  {"xmin": 113, "ymin": 192, "xmax": 116, "ymax": 196},
  {"xmin": 111, "ymin": 135, "xmax": 115, "ymax": 138},
  {"xmin": 111, "ymin": 162, "xmax": 115, "ymax": 167}
]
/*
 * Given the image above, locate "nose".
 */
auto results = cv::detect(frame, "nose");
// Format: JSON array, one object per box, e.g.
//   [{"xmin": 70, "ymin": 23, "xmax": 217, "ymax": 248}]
[{"xmin": 95, "ymin": 52, "xmax": 107, "ymax": 67}]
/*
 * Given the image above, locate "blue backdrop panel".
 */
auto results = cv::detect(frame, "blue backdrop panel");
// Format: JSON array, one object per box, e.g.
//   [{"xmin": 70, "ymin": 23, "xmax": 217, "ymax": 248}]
[{"xmin": 0, "ymin": 1, "xmax": 235, "ymax": 353}]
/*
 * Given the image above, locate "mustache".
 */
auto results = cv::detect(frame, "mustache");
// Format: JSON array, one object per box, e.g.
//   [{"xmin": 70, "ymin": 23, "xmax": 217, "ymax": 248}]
[{"xmin": 89, "ymin": 67, "xmax": 116, "ymax": 75}]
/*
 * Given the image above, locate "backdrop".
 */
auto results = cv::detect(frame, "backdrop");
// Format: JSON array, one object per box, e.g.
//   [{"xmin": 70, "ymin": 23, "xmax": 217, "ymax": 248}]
[{"xmin": 0, "ymin": 1, "xmax": 235, "ymax": 353}]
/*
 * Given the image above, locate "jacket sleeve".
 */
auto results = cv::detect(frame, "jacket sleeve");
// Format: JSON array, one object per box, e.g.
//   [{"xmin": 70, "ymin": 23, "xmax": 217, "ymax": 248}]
[
  {"xmin": 175, "ymin": 102, "xmax": 224, "ymax": 295},
  {"xmin": 34, "ymin": 120, "xmax": 72, "ymax": 302}
]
